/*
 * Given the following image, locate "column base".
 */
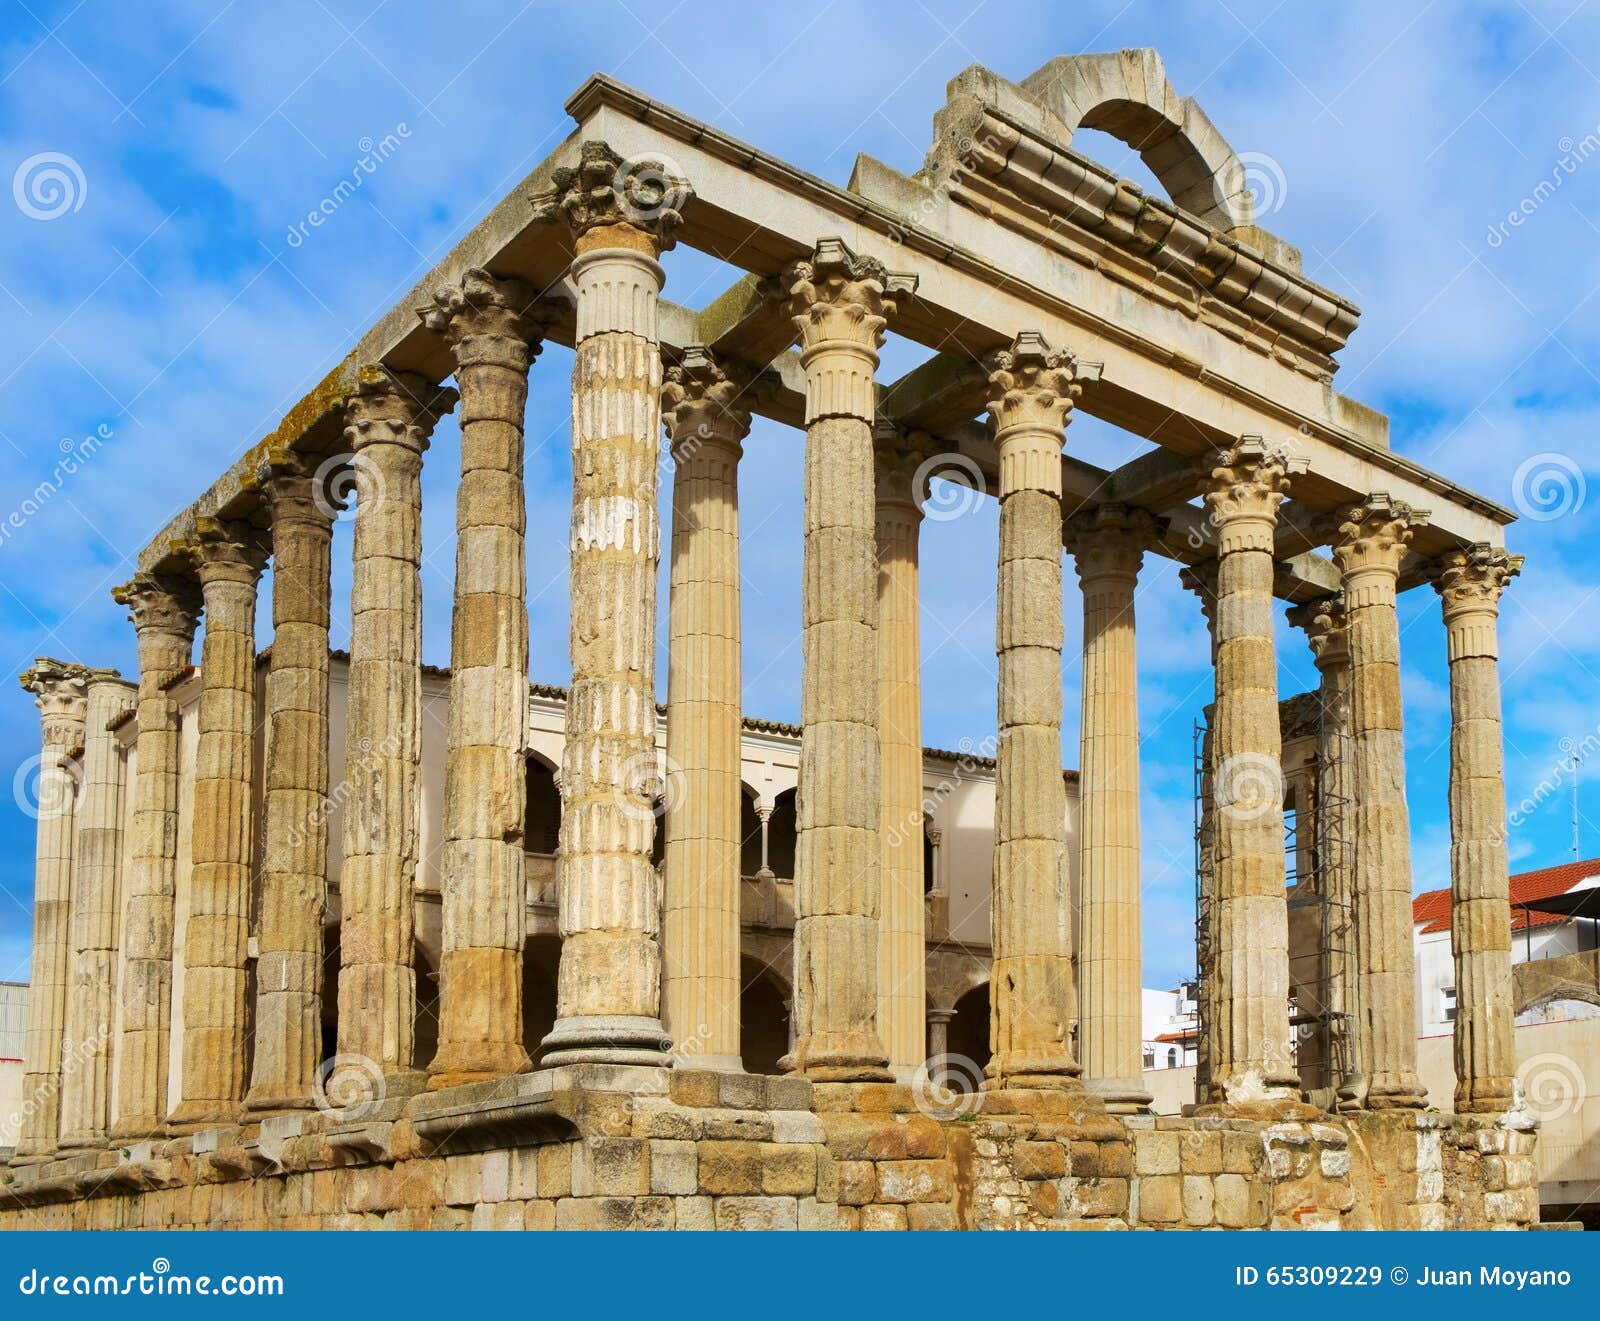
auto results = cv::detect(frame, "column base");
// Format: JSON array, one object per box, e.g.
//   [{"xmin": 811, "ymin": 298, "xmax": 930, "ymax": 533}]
[
  {"xmin": 1339, "ymin": 1070, "xmax": 1427, "ymax": 1112},
  {"xmin": 9, "ymin": 1141, "xmax": 54, "ymax": 1165},
  {"xmin": 426, "ymin": 1043, "xmax": 532, "ymax": 1091},
  {"xmin": 1456, "ymin": 1075, "xmax": 1516, "ymax": 1114},
  {"xmin": 165, "ymin": 1100, "xmax": 243, "ymax": 1133},
  {"xmin": 983, "ymin": 1047, "xmax": 1082, "ymax": 1092},
  {"xmin": 537, "ymin": 1016, "xmax": 672, "ymax": 1070},
  {"xmin": 55, "ymin": 1133, "xmax": 107, "ymax": 1154},
  {"xmin": 673, "ymin": 1051, "xmax": 744, "ymax": 1074},
  {"xmin": 243, "ymin": 1088, "xmax": 316, "ymax": 1115},
  {"xmin": 1085, "ymin": 1075, "xmax": 1154, "ymax": 1113},
  {"xmin": 108, "ymin": 1117, "xmax": 169, "ymax": 1144},
  {"xmin": 780, "ymin": 1031, "xmax": 893, "ymax": 1082}
]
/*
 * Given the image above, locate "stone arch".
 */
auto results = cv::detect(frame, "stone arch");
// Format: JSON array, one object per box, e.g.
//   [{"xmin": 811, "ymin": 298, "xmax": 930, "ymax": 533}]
[
  {"xmin": 740, "ymin": 956, "xmax": 791, "ymax": 1075},
  {"xmin": 739, "ymin": 782, "xmax": 764, "ymax": 877},
  {"xmin": 524, "ymin": 751, "xmax": 561, "ymax": 855},
  {"xmin": 1514, "ymin": 981, "xmax": 1600, "ymax": 1019},
  {"xmin": 1020, "ymin": 48, "xmax": 1255, "ymax": 230}
]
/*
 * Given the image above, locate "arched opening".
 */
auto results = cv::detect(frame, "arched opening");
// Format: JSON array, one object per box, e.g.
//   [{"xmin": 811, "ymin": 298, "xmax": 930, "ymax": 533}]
[
  {"xmin": 739, "ymin": 787, "xmax": 764, "ymax": 877},
  {"xmin": 922, "ymin": 824, "xmax": 935, "ymax": 894},
  {"xmin": 1515, "ymin": 992, "xmax": 1600, "ymax": 1028},
  {"xmin": 523, "ymin": 934, "xmax": 562, "ymax": 1062},
  {"xmin": 766, "ymin": 788, "xmax": 797, "ymax": 880},
  {"xmin": 946, "ymin": 981, "xmax": 991, "ymax": 1075},
  {"xmin": 525, "ymin": 754, "xmax": 561, "ymax": 855},
  {"xmin": 740, "ymin": 957, "xmax": 790, "ymax": 1075}
]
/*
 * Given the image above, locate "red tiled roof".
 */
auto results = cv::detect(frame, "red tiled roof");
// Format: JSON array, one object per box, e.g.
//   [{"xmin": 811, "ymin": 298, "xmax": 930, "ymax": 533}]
[
  {"xmin": 1151, "ymin": 1029, "xmax": 1196, "ymax": 1044},
  {"xmin": 1413, "ymin": 857, "xmax": 1600, "ymax": 934}
]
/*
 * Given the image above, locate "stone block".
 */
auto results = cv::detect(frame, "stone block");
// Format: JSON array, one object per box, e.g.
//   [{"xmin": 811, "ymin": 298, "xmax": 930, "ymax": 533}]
[
  {"xmin": 1215, "ymin": 1173, "xmax": 1269, "ymax": 1229},
  {"xmin": 716, "ymin": 1073, "xmax": 769, "ymax": 1110},
  {"xmin": 761, "ymin": 1145, "xmax": 817, "ymax": 1196},
  {"xmin": 676, "ymin": 1195, "xmax": 715, "ymax": 1230},
  {"xmin": 668, "ymin": 1071, "xmax": 720, "ymax": 1109},
  {"xmin": 1221, "ymin": 1132, "xmax": 1260, "ymax": 1173},
  {"xmin": 649, "ymin": 1140, "xmax": 698, "ymax": 1195},
  {"xmin": 444, "ymin": 1154, "xmax": 481, "ymax": 1207},
  {"xmin": 702, "ymin": 1113, "xmax": 775, "ymax": 1142},
  {"xmin": 1072, "ymin": 1178, "xmax": 1129, "ymax": 1218},
  {"xmin": 1139, "ymin": 1174, "xmax": 1182, "ymax": 1223},
  {"xmin": 523, "ymin": 1201, "xmax": 555, "ymax": 1230},
  {"xmin": 799, "ymin": 1197, "xmax": 841, "ymax": 1231},
  {"xmin": 480, "ymin": 1149, "xmax": 510, "ymax": 1202},
  {"xmin": 1180, "ymin": 1129, "xmax": 1224, "ymax": 1174},
  {"xmin": 1319, "ymin": 1148, "xmax": 1352, "ymax": 1179},
  {"xmin": 589, "ymin": 1139, "xmax": 649, "ymax": 1196},
  {"xmin": 908, "ymin": 1202, "xmax": 957, "ymax": 1231},
  {"xmin": 715, "ymin": 1196, "xmax": 798, "ymax": 1231},
  {"xmin": 838, "ymin": 1160, "xmax": 877, "ymax": 1206},
  {"xmin": 1181, "ymin": 1174, "xmax": 1215, "ymax": 1226},
  {"xmin": 507, "ymin": 1148, "xmax": 540, "ymax": 1200},
  {"xmin": 772, "ymin": 1111, "xmax": 824, "ymax": 1144},
  {"xmin": 876, "ymin": 1160, "xmax": 954, "ymax": 1204},
  {"xmin": 860, "ymin": 1204, "xmax": 909, "ymax": 1231},
  {"xmin": 698, "ymin": 1140, "xmax": 763, "ymax": 1195},
  {"xmin": 1027, "ymin": 1180, "xmax": 1060, "ymax": 1217},
  {"xmin": 1135, "ymin": 1130, "xmax": 1181, "ymax": 1176},
  {"xmin": 1014, "ymin": 1140, "xmax": 1067, "ymax": 1179}
]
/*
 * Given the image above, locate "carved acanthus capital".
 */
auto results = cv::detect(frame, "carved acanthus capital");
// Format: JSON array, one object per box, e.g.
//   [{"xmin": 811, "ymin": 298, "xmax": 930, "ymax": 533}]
[
  {"xmin": 419, "ymin": 270, "xmax": 559, "ymax": 372},
  {"xmin": 1332, "ymin": 494, "xmax": 1428, "ymax": 593},
  {"xmin": 257, "ymin": 447, "xmax": 335, "ymax": 532},
  {"xmin": 1179, "ymin": 559, "xmax": 1221, "ymax": 641},
  {"xmin": 1430, "ymin": 543, "xmax": 1522, "ymax": 661},
  {"xmin": 1199, "ymin": 438, "xmax": 1300, "ymax": 552},
  {"xmin": 530, "ymin": 140, "xmax": 691, "ymax": 254},
  {"xmin": 19, "ymin": 657, "xmax": 90, "ymax": 743},
  {"xmin": 1064, "ymin": 503, "xmax": 1164, "ymax": 583},
  {"xmin": 1286, "ymin": 594, "xmax": 1349, "ymax": 672},
  {"xmin": 112, "ymin": 572, "xmax": 202, "ymax": 642},
  {"xmin": 661, "ymin": 346, "xmax": 754, "ymax": 457},
  {"xmin": 344, "ymin": 365, "xmax": 459, "ymax": 456},
  {"xmin": 189, "ymin": 516, "xmax": 269, "ymax": 586},
  {"xmin": 872, "ymin": 420, "xmax": 937, "ymax": 518},
  {"xmin": 771, "ymin": 237, "xmax": 916, "ymax": 357},
  {"xmin": 984, "ymin": 331, "xmax": 1093, "ymax": 437}
]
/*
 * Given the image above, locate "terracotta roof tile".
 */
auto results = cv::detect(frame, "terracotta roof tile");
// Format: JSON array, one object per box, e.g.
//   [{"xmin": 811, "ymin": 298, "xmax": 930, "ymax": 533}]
[{"xmin": 1413, "ymin": 857, "xmax": 1600, "ymax": 934}]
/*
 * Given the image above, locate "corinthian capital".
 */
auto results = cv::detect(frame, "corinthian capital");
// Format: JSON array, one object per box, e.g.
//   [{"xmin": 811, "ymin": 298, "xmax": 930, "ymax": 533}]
[
  {"xmin": 872, "ymin": 420, "xmax": 936, "ymax": 510},
  {"xmin": 112, "ymin": 572, "xmax": 202, "ymax": 642},
  {"xmin": 530, "ymin": 140, "xmax": 692, "ymax": 253},
  {"xmin": 1332, "ymin": 494, "xmax": 1428, "ymax": 582},
  {"xmin": 189, "ymin": 516, "xmax": 269, "ymax": 585},
  {"xmin": 1064, "ymin": 503, "xmax": 1164, "ymax": 582},
  {"xmin": 419, "ymin": 269, "xmax": 560, "ymax": 371},
  {"xmin": 771, "ymin": 237, "xmax": 917, "ymax": 354},
  {"xmin": 1430, "ymin": 543, "xmax": 1522, "ymax": 621},
  {"xmin": 19, "ymin": 658, "xmax": 91, "ymax": 739},
  {"xmin": 661, "ymin": 346, "xmax": 754, "ymax": 456},
  {"xmin": 983, "ymin": 331, "xmax": 1092, "ymax": 437},
  {"xmin": 1199, "ymin": 438, "xmax": 1300, "ymax": 546},
  {"xmin": 343, "ymin": 365, "xmax": 459, "ymax": 455},
  {"xmin": 1286, "ymin": 594, "xmax": 1349, "ymax": 672}
]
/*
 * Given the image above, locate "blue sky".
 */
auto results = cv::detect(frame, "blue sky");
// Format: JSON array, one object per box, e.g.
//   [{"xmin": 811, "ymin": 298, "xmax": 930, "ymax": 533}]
[{"xmin": 1, "ymin": 0, "xmax": 1598, "ymax": 993}]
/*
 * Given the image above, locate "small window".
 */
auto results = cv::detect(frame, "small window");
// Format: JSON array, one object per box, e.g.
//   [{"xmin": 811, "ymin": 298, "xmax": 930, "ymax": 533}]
[
  {"xmin": 1142, "ymin": 1047, "xmax": 1155, "ymax": 1069},
  {"xmin": 1167, "ymin": 1047, "xmax": 1180, "ymax": 1068},
  {"xmin": 1441, "ymin": 987, "xmax": 1457, "ymax": 1023}
]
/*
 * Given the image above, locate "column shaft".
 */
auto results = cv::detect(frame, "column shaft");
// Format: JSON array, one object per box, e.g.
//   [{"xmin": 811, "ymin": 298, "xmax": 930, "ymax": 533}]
[
  {"xmin": 1334, "ymin": 496, "xmax": 1427, "ymax": 1111},
  {"xmin": 12, "ymin": 661, "xmax": 89, "ymax": 1162},
  {"xmin": 170, "ymin": 520, "xmax": 266, "ymax": 1128},
  {"xmin": 985, "ymin": 332, "xmax": 1086, "ymax": 1090},
  {"xmin": 876, "ymin": 429, "xmax": 928, "ymax": 1078},
  {"xmin": 774, "ymin": 239, "xmax": 912, "ymax": 1081},
  {"xmin": 110, "ymin": 576, "xmax": 200, "ymax": 1139},
  {"xmin": 247, "ymin": 459, "xmax": 333, "ymax": 1110},
  {"xmin": 59, "ymin": 671, "xmax": 136, "ymax": 1148},
  {"xmin": 1201, "ymin": 442, "xmax": 1302, "ymax": 1110},
  {"xmin": 423, "ymin": 273, "xmax": 545, "ymax": 1086},
  {"xmin": 661, "ymin": 347, "xmax": 750, "ymax": 1070},
  {"xmin": 1434, "ymin": 545, "xmax": 1520, "ymax": 1113},
  {"xmin": 339, "ymin": 369, "xmax": 455, "ymax": 1080},
  {"xmin": 1068, "ymin": 505, "xmax": 1157, "ymax": 1110}
]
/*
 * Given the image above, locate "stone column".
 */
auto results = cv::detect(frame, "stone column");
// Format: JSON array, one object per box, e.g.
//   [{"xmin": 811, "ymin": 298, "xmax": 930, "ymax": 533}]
[
  {"xmin": 12, "ymin": 660, "xmax": 89, "ymax": 1162},
  {"xmin": 1432, "ymin": 544, "xmax": 1521, "ymax": 1113},
  {"xmin": 421, "ymin": 272, "xmax": 551, "ymax": 1087},
  {"xmin": 926, "ymin": 1008, "xmax": 955, "ymax": 1063},
  {"xmin": 338, "ymin": 368, "xmax": 456, "ymax": 1085},
  {"xmin": 109, "ymin": 573, "xmax": 201, "ymax": 1140},
  {"xmin": 1178, "ymin": 561, "xmax": 1220, "ymax": 1106},
  {"xmin": 1333, "ymin": 495, "xmax": 1427, "ymax": 1112},
  {"xmin": 171, "ymin": 518, "xmax": 267, "ymax": 1129},
  {"xmin": 1286, "ymin": 594, "xmax": 1354, "ymax": 1096},
  {"xmin": 984, "ymin": 332, "xmax": 1085, "ymax": 1091},
  {"xmin": 58, "ymin": 669, "xmax": 136, "ymax": 1149},
  {"xmin": 771, "ymin": 237, "xmax": 914, "ymax": 1082},
  {"xmin": 1199, "ymin": 440, "xmax": 1302, "ymax": 1110},
  {"xmin": 245, "ymin": 454, "xmax": 334, "ymax": 1112},
  {"xmin": 755, "ymin": 804, "xmax": 774, "ymax": 879},
  {"xmin": 534, "ymin": 142, "xmax": 688, "ymax": 1068},
  {"xmin": 660, "ymin": 346, "xmax": 751, "ymax": 1071},
  {"xmin": 875, "ymin": 423, "xmax": 930, "ymax": 1080},
  {"xmin": 1067, "ymin": 503, "xmax": 1159, "ymax": 1111}
]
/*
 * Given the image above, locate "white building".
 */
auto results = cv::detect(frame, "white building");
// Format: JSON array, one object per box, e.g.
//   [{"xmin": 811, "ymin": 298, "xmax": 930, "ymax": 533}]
[{"xmin": 0, "ymin": 981, "xmax": 25, "ymax": 1151}]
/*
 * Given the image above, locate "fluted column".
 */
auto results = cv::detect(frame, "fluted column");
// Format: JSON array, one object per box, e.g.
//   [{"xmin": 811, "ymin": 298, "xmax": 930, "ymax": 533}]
[
  {"xmin": 1286, "ymin": 594, "xmax": 1354, "ymax": 1096},
  {"xmin": 660, "ymin": 346, "xmax": 751, "ymax": 1071},
  {"xmin": 338, "ymin": 368, "xmax": 456, "ymax": 1084},
  {"xmin": 109, "ymin": 573, "xmax": 200, "ymax": 1140},
  {"xmin": 875, "ymin": 423, "xmax": 930, "ymax": 1079},
  {"xmin": 1334, "ymin": 495, "xmax": 1427, "ymax": 1112},
  {"xmin": 1067, "ymin": 503, "xmax": 1159, "ymax": 1111},
  {"xmin": 1179, "ymin": 561, "xmax": 1220, "ymax": 1106},
  {"xmin": 1432, "ymin": 544, "xmax": 1521, "ymax": 1113},
  {"xmin": 534, "ymin": 142, "xmax": 688, "ymax": 1068},
  {"xmin": 984, "ymin": 332, "xmax": 1086, "ymax": 1091},
  {"xmin": 245, "ymin": 455, "xmax": 334, "ymax": 1111},
  {"xmin": 58, "ymin": 669, "xmax": 136, "ymax": 1149},
  {"xmin": 171, "ymin": 518, "xmax": 267, "ymax": 1129},
  {"xmin": 420, "ymin": 272, "xmax": 551, "ymax": 1086},
  {"xmin": 12, "ymin": 660, "xmax": 89, "ymax": 1162},
  {"xmin": 772, "ymin": 237, "xmax": 913, "ymax": 1082},
  {"xmin": 1199, "ymin": 440, "xmax": 1302, "ymax": 1110}
]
